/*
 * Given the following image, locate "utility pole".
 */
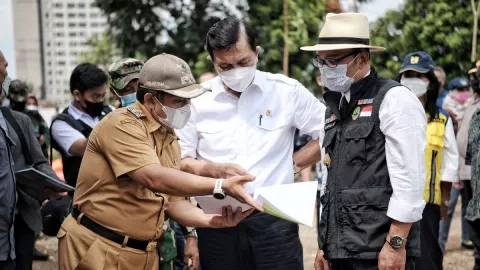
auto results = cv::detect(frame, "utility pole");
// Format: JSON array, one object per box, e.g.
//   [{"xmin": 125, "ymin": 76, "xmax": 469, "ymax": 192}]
[
  {"xmin": 283, "ymin": 0, "xmax": 289, "ymax": 76},
  {"xmin": 471, "ymin": 0, "xmax": 480, "ymax": 61}
]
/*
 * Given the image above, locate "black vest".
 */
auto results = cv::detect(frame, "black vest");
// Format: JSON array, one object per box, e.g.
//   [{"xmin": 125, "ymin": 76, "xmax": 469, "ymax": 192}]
[
  {"xmin": 50, "ymin": 105, "xmax": 112, "ymax": 193},
  {"xmin": 319, "ymin": 69, "xmax": 421, "ymax": 260}
]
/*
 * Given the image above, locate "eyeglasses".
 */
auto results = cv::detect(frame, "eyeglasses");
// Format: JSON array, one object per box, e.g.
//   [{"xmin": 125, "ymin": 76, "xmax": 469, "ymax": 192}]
[{"xmin": 312, "ymin": 51, "xmax": 358, "ymax": 68}]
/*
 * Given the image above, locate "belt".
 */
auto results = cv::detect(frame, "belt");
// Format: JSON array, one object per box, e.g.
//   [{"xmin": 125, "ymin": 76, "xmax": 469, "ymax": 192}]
[{"xmin": 71, "ymin": 208, "xmax": 157, "ymax": 252}]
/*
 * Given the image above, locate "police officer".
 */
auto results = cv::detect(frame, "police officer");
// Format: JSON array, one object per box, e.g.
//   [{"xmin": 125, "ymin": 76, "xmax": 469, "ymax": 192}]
[
  {"xmin": 108, "ymin": 58, "xmax": 143, "ymax": 108},
  {"xmin": 57, "ymin": 53, "xmax": 261, "ymax": 270},
  {"xmin": 301, "ymin": 13, "xmax": 426, "ymax": 270},
  {"xmin": 8, "ymin": 80, "xmax": 50, "ymax": 159},
  {"xmin": 398, "ymin": 52, "xmax": 459, "ymax": 270}
]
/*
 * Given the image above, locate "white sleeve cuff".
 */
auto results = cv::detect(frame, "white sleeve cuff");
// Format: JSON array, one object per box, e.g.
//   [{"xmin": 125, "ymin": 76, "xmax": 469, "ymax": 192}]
[
  {"xmin": 440, "ymin": 172, "xmax": 459, "ymax": 183},
  {"xmin": 386, "ymin": 197, "xmax": 426, "ymax": 223}
]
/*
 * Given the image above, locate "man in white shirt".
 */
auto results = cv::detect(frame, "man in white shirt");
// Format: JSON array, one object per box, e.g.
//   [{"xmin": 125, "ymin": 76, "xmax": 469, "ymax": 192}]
[
  {"xmin": 176, "ymin": 17, "xmax": 326, "ymax": 270},
  {"xmin": 50, "ymin": 63, "xmax": 114, "ymax": 191},
  {"xmin": 301, "ymin": 13, "xmax": 427, "ymax": 270}
]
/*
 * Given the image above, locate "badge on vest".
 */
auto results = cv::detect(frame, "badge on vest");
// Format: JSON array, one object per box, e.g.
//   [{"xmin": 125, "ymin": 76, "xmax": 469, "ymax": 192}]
[
  {"xmin": 352, "ymin": 105, "xmax": 373, "ymax": 120},
  {"xmin": 325, "ymin": 114, "xmax": 337, "ymax": 130},
  {"xmin": 357, "ymin": 98, "xmax": 374, "ymax": 105},
  {"xmin": 323, "ymin": 153, "xmax": 331, "ymax": 168}
]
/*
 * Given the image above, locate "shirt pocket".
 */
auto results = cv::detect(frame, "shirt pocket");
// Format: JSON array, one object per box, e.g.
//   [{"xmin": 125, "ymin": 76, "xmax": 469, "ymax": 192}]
[
  {"xmin": 426, "ymin": 121, "xmax": 445, "ymax": 148},
  {"xmin": 344, "ymin": 122, "xmax": 375, "ymax": 166},
  {"xmin": 256, "ymin": 115, "xmax": 286, "ymax": 131}
]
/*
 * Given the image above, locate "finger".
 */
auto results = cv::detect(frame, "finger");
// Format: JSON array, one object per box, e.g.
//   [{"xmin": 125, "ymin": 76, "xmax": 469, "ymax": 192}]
[
  {"xmin": 222, "ymin": 206, "xmax": 226, "ymax": 218},
  {"xmin": 226, "ymin": 205, "xmax": 233, "ymax": 224},
  {"xmin": 243, "ymin": 194, "xmax": 264, "ymax": 212},
  {"xmin": 229, "ymin": 164, "xmax": 248, "ymax": 176},
  {"xmin": 184, "ymin": 255, "xmax": 190, "ymax": 267},
  {"xmin": 192, "ymin": 256, "xmax": 199, "ymax": 269},
  {"xmin": 323, "ymin": 258, "xmax": 330, "ymax": 270}
]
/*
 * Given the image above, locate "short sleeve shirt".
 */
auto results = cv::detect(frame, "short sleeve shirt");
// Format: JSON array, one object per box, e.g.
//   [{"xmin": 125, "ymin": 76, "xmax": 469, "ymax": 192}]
[{"xmin": 73, "ymin": 101, "xmax": 184, "ymax": 241}]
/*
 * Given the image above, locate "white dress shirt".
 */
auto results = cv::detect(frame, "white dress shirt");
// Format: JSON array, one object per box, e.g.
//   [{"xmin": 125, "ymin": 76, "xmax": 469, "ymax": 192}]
[
  {"xmin": 320, "ymin": 85, "xmax": 428, "ymax": 223},
  {"xmin": 177, "ymin": 71, "xmax": 326, "ymax": 193},
  {"xmin": 51, "ymin": 102, "xmax": 113, "ymax": 156}
]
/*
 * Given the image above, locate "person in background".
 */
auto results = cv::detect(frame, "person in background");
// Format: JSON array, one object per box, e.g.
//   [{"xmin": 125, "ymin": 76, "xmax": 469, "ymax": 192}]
[
  {"xmin": 398, "ymin": 52, "xmax": 459, "ymax": 270},
  {"xmin": 443, "ymin": 77, "xmax": 473, "ymax": 128},
  {"xmin": 466, "ymin": 106, "xmax": 480, "ymax": 270},
  {"xmin": 305, "ymin": 14, "xmax": 426, "ymax": 270},
  {"xmin": 435, "ymin": 66, "xmax": 448, "ymax": 108},
  {"xmin": 439, "ymin": 63, "xmax": 480, "ymax": 253},
  {"xmin": 108, "ymin": 58, "xmax": 144, "ymax": 108},
  {"xmin": 8, "ymin": 83, "xmax": 50, "ymax": 160}
]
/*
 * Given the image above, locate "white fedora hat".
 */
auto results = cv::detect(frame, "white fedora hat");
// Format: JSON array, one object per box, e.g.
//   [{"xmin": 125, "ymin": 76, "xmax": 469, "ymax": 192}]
[{"xmin": 300, "ymin": 13, "xmax": 385, "ymax": 52}]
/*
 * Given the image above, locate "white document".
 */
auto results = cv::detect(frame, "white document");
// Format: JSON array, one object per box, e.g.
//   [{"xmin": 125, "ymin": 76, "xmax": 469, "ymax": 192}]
[
  {"xmin": 195, "ymin": 195, "xmax": 252, "ymax": 215},
  {"xmin": 196, "ymin": 181, "xmax": 317, "ymax": 227}
]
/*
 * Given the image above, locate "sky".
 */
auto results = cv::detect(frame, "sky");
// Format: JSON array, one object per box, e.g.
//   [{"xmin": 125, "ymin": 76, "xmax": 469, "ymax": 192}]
[{"xmin": 0, "ymin": 0, "xmax": 404, "ymax": 79}]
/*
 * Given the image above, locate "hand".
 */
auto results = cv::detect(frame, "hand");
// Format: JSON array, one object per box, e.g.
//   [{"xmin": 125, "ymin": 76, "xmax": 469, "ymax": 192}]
[
  {"xmin": 44, "ymin": 188, "xmax": 62, "ymax": 200},
  {"xmin": 184, "ymin": 237, "xmax": 199, "ymax": 270},
  {"xmin": 222, "ymin": 175, "xmax": 263, "ymax": 212},
  {"xmin": 208, "ymin": 206, "xmax": 255, "ymax": 228},
  {"xmin": 205, "ymin": 163, "xmax": 248, "ymax": 178},
  {"xmin": 453, "ymin": 181, "xmax": 464, "ymax": 190},
  {"xmin": 314, "ymin": 249, "xmax": 329, "ymax": 270},
  {"xmin": 378, "ymin": 242, "xmax": 406, "ymax": 270},
  {"xmin": 440, "ymin": 204, "xmax": 448, "ymax": 220}
]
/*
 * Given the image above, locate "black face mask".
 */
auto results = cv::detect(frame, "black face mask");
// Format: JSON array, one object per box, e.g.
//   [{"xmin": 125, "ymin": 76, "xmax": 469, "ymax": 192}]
[
  {"xmin": 83, "ymin": 100, "xmax": 105, "ymax": 118},
  {"xmin": 11, "ymin": 100, "xmax": 26, "ymax": 112}
]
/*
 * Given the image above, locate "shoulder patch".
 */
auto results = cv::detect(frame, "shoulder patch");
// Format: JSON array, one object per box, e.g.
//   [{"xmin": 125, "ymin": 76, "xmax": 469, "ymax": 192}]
[
  {"xmin": 266, "ymin": 73, "xmax": 297, "ymax": 86},
  {"xmin": 127, "ymin": 106, "xmax": 146, "ymax": 119}
]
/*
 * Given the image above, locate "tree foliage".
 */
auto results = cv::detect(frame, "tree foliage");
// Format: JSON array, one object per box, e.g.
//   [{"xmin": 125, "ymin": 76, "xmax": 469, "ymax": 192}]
[
  {"xmin": 92, "ymin": 0, "xmax": 327, "ymax": 96},
  {"xmin": 370, "ymin": 0, "xmax": 478, "ymax": 81},
  {"xmin": 78, "ymin": 33, "xmax": 121, "ymax": 70}
]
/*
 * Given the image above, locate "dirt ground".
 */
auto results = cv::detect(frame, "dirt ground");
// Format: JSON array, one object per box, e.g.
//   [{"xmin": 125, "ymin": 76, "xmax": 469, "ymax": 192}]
[{"xmin": 34, "ymin": 201, "xmax": 475, "ymax": 270}]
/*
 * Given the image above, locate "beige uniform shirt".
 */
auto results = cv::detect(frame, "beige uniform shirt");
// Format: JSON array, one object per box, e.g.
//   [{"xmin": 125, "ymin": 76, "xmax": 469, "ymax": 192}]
[{"xmin": 73, "ymin": 101, "xmax": 184, "ymax": 241}]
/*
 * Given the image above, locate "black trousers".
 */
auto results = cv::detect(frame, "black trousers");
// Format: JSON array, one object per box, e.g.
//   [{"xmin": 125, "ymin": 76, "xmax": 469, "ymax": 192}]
[
  {"xmin": 197, "ymin": 212, "xmax": 303, "ymax": 270},
  {"xmin": 468, "ymin": 219, "xmax": 480, "ymax": 270},
  {"xmin": 415, "ymin": 203, "xmax": 443, "ymax": 270},
  {"xmin": 13, "ymin": 215, "xmax": 34, "ymax": 270},
  {"xmin": 0, "ymin": 259, "xmax": 15, "ymax": 270},
  {"xmin": 330, "ymin": 257, "xmax": 416, "ymax": 270}
]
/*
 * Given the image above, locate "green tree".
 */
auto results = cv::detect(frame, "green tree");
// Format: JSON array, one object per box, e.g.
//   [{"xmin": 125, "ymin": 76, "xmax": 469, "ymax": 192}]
[
  {"xmin": 78, "ymin": 33, "xmax": 121, "ymax": 70},
  {"xmin": 370, "ymin": 0, "xmax": 479, "ymax": 81}
]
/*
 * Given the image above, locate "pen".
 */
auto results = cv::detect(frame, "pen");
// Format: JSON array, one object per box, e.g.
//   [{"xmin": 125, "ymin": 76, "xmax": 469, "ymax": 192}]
[{"xmin": 259, "ymin": 115, "xmax": 263, "ymax": 126}]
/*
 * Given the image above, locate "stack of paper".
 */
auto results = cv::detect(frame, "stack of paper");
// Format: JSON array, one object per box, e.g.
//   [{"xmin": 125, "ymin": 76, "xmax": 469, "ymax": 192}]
[{"xmin": 195, "ymin": 181, "xmax": 317, "ymax": 227}]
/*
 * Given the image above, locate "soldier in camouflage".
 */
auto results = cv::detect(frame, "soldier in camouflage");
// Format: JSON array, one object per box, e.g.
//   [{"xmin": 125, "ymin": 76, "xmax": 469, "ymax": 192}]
[
  {"xmin": 8, "ymin": 80, "xmax": 50, "ymax": 159},
  {"xmin": 108, "ymin": 58, "xmax": 143, "ymax": 108}
]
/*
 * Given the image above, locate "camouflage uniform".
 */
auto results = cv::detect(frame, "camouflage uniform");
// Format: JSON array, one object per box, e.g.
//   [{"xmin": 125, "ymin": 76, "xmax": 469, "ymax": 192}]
[
  {"xmin": 8, "ymin": 80, "xmax": 50, "ymax": 158},
  {"xmin": 108, "ymin": 58, "xmax": 144, "ymax": 107}
]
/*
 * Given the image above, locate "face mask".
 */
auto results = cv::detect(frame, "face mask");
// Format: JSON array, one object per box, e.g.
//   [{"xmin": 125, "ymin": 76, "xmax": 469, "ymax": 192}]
[
  {"xmin": 11, "ymin": 101, "xmax": 26, "ymax": 112},
  {"xmin": 153, "ymin": 97, "xmax": 191, "ymax": 129},
  {"xmin": 26, "ymin": 105, "xmax": 38, "ymax": 111},
  {"xmin": 83, "ymin": 99, "xmax": 105, "ymax": 118},
  {"xmin": 1, "ymin": 76, "xmax": 11, "ymax": 96},
  {"xmin": 119, "ymin": 92, "xmax": 137, "ymax": 107},
  {"xmin": 401, "ymin": 77, "xmax": 429, "ymax": 97},
  {"xmin": 319, "ymin": 55, "xmax": 360, "ymax": 93},
  {"xmin": 218, "ymin": 65, "xmax": 257, "ymax": 93},
  {"xmin": 455, "ymin": 90, "xmax": 472, "ymax": 104}
]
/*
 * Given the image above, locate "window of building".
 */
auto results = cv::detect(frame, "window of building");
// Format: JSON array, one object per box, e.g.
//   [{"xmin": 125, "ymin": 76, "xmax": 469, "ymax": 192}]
[
  {"xmin": 49, "ymin": 80, "xmax": 53, "ymax": 85},
  {"xmin": 69, "ymin": 32, "xmax": 76, "ymax": 37},
  {"xmin": 91, "ymin": 13, "xmax": 99, "ymax": 19},
  {"xmin": 69, "ymin": 41, "xmax": 77, "ymax": 46},
  {"xmin": 57, "ymin": 70, "xmax": 63, "ymax": 75},
  {"xmin": 58, "ymin": 61, "xmax": 66, "ymax": 66},
  {"xmin": 68, "ymin": 13, "xmax": 75, "ymax": 18},
  {"xmin": 48, "ymin": 61, "xmax": 52, "ymax": 66},
  {"xmin": 79, "ymin": 22, "xmax": 86, "ymax": 28},
  {"xmin": 48, "ymin": 71, "xmax": 52, "ymax": 76},
  {"xmin": 54, "ymin": 3, "xmax": 62, "ymax": 8},
  {"xmin": 56, "ymin": 51, "xmax": 65, "ymax": 56},
  {"xmin": 78, "ymin": 13, "xmax": 86, "ymax": 18},
  {"xmin": 55, "ymin": 22, "xmax": 64, "ymax": 28},
  {"xmin": 78, "ymin": 3, "xmax": 85, "ymax": 8},
  {"xmin": 46, "ymin": 41, "xmax": 51, "ymax": 47},
  {"xmin": 68, "ymin": 22, "xmax": 76, "ymax": 27},
  {"xmin": 79, "ymin": 32, "xmax": 85, "ymax": 37},
  {"xmin": 55, "ymin": 13, "xmax": 63, "ymax": 18},
  {"xmin": 67, "ymin": 3, "xmax": 74, "ymax": 8},
  {"xmin": 55, "ymin": 32, "xmax": 64, "ymax": 37},
  {"xmin": 70, "ymin": 60, "xmax": 77, "ymax": 66},
  {"xmin": 70, "ymin": 51, "xmax": 78, "ymax": 56},
  {"xmin": 91, "ymin": 23, "xmax": 98, "ymax": 28},
  {"xmin": 56, "ymin": 41, "xmax": 63, "ymax": 46}
]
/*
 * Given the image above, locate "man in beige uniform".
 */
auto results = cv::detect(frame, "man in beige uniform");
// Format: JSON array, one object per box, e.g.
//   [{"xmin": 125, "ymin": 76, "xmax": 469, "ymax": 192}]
[{"xmin": 57, "ymin": 53, "xmax": 261, "ymax": 270}]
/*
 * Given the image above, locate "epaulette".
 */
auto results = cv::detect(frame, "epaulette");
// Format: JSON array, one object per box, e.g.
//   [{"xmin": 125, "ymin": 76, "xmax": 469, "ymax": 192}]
[
  {"xmin": 127, "ymin": 106, "xmax": 146, "ymax": 119},
  {"xmin": 266, "ymin": 73, "xmax": 297, "ymax": 86}
]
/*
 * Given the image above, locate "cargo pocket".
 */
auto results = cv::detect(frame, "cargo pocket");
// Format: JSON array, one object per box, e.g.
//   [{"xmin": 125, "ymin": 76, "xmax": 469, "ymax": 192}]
[
  {"xmin": 76, "ymin": 238, "xmax": 107, "ymax": 269},
  {"xmin": 344, "ymin": 122, "xmax": 375, "ymax": 166}
]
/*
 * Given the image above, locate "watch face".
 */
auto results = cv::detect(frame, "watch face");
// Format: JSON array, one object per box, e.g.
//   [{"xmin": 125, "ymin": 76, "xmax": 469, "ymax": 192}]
[
  {"xmin": 213, "ymin": 193, "xmax": 226, "ymax": 200},
  {"xmin": 390, "ymin": 236, "xmax": 403, "ymax": 249}
]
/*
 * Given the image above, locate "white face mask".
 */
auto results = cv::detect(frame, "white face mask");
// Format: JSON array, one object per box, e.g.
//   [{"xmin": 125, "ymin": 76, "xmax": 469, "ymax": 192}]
[
  {"xmin": 401, "ymin": 77, "xmax": 429, "ymax": 97},
  {"xmin": 319, "ymin": 55, "xmax": 359, "ymax": 93},
  {"xmin": 218, "ymin": 65, "xmax": 257, "ymax": 93},
  {"xmin": 26, "ymin": 105, "xmax": 38, "ymax": 111},
  {"xmin": 153, "ymin": 97, "xmax": 191, "ymax": 129}
]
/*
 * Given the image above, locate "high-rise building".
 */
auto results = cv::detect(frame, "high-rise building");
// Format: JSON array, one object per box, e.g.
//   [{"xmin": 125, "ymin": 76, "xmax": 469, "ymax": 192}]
[
  {"xmin": 40, "ymin": 0, "xmax": 107, "ymax": 105},
  {"xmin": 12, "ymin": 0, "xmax": 44, "ymax": 98}
]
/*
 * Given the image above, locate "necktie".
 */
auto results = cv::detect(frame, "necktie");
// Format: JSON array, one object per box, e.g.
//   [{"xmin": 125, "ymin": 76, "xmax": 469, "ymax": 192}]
[{"xmin": 340, "ymin": 96, "xmax": 349, "ymax": 119}]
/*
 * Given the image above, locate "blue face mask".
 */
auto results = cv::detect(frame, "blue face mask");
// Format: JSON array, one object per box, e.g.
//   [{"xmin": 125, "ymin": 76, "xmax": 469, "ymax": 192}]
[{"xmin": 119, "ymin": 92, "xmax": 137, "ymax": 107}]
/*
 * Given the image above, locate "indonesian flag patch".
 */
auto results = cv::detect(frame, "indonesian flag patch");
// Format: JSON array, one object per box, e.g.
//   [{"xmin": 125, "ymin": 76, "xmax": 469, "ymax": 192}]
[{"xmin": 360, "ymin": 105, "xmax": 373, "ymax": 117}]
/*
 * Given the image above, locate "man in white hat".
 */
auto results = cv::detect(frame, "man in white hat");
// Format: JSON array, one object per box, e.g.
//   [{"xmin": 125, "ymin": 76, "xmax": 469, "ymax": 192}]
[{"xmin": 301, "ymin": 13, "xmax": 427, "ymax": 270}]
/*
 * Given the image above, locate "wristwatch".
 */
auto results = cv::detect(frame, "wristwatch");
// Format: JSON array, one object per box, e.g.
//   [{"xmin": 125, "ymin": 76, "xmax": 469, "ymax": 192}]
[
  {"xmin": 184, "ymin": 229, "xmax": 198, "ymax": 239},
  {"xmin": 386, "ymin": 235, "xmax": 406, "ymax": 249},
  {"xmin": 213, "ymin": 179, "xmax": 226, "ymax": 200},
  {"xmin": 443, "ymin": 200, "xmax": 450, "ymax": 207},
  {"xmin": 294, "ymin": 161, "xmax": 301, "ymax": 174}
]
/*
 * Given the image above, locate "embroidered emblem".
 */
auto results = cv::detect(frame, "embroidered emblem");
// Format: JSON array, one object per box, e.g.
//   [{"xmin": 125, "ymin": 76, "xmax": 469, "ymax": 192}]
[
  {"xmin": 359, "ymin": 105, "xmax": 373, "ymax": 117},
  {"xmin": 326, "ymin": 114, "xmax": 337, "ymax": 124},
  {"xmin": 266, "ymin": 110, "xmax": 272, "ymax": 116},
  {"xmin": 127, "ymin": 106, "xmax": 146, "ymax": 118},
  {"xmin": 410, "ymin": 56, "xmax": 420, "ymax": 65},
  {"xmin": 323, "ymin": 153, "xmax": 331, "ymax": 168},
  {"xmin": 352, "ymin": 106, "xmax": 361, "ymax": 120},
  {"xmin": 357, "ymin": 98, "xmax": 374, "ymax": 105}
]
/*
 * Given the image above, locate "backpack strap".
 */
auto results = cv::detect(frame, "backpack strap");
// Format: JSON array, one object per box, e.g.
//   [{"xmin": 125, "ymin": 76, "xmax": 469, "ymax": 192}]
[{"xmin": 0, "ymin": 107, "xmax": 33, "ymax": 166}]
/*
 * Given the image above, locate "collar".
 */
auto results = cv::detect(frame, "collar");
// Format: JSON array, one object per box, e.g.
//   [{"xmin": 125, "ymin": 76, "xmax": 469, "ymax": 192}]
[
  {"xmin": 209, "ymin": 70, "xmax": 265, "ymax": 98},
  {"xmin": 133, "ymin": 101, "xmax": 163, "ymax": 134},
  {"xmin": 342, "ymin": 69, "xmax": 373, "ymax": 103},
  {"xmin": 68, "ymin": 101, "xmax": 91, "ymax": 121}
]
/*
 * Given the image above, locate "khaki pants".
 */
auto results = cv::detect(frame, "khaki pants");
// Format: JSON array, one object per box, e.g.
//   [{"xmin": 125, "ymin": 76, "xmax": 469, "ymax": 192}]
[{"xmin": 58, "ymin": 215, "xmax": 159, "ymax": 270}]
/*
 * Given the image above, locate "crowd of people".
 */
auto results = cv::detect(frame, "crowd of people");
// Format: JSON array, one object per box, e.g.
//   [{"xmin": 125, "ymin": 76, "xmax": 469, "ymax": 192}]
[{"xmin": 0, "ymin": 11, "xmax": 480, "ymax": 270}]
